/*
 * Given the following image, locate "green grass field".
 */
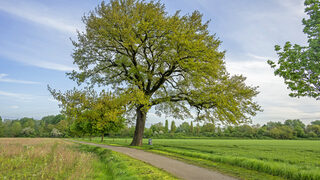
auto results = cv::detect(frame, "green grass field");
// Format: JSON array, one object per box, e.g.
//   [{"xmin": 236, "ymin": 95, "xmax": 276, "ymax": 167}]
[
  {"xmin": 0, "ymin": 138, "xmax": 176, "ymax": 180},
  {"xmin": 82, "ymin": 138, "xmax": 320, "ymax": 180}
]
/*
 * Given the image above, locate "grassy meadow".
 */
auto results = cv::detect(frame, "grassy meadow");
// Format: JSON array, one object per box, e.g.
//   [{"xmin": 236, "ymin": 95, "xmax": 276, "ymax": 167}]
[
  {"xmin": 0, "ymin": 138, "xmax": 176, "ymax": 180},
  {"xmin": 81, "ymin": 138, "xmax": 320, "ymax": 180}
]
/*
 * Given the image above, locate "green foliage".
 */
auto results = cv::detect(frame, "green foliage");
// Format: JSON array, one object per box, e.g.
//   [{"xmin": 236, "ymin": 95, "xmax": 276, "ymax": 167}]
[
  {"xmin": 21, "ymin": 127, "xmax": 35, "ymax": 137},
  {"xmin": 311, "ymin": 120, "xmax": 320, "ymax": 125},
  {"xmin": 1, "ymin": 114, "xmax": 68, "ymax": 137},
  {"xmin": 190, "ymin": 121, "xmax": 194, "ymax": 134},
  {"xmin": 49, "ymin": 87, "xmax": 127, "ymax": 139},
  {"xmin": 164, "ymin": 120, "xmax": 169, "ymax": 133},
  {"xmin": 306, "ymin": 124, "xmax": 320, "ymax": 135},
  {"xmin": 285, "ymin": 119, "xmax": 306, "ymax": 137},
  {"xmin": 10, "ymin": 121, "xmax": 22, "ymax": 137},
  {"xmin": 0, "ymin": 116, "xmax": 3, "ymax": 137},
  {"xmin": 176, "ymin": 122, "xmax": 190, "ymax": 133},
  {"xmin": 20, "ymin": 117, "xmax": 35, "ymax": 129},
  {"xmin": 68, "ymin": 0, "xmax": 261, "ymax": 130},
  {"xmin": 170, "ymin": 121, "xmax": 176, "ymax": 133},
  {"xmin": 196, "ymin": 123, "xmax": 200, "ymax": 135},
  {"xmin": 268, "ymin": 0, "xmax": 320, "ymax": 98},
  {"xmin": 42, "ymin": 114, "xmax": 65, "ymax": 125},
  {"xmin": 201, "ymin": 123, "xmax": 215, "ymax": 133},
  {"xmin": 269, "ymin": 126, "xmax": 294, "ymax": 139},
  {"xmin": 150, "ymin": 122, "xmax": 164, "ymax": 135}
]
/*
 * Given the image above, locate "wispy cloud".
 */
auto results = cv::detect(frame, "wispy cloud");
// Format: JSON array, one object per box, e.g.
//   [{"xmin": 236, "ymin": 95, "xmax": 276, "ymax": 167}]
[
  {"xmin": 0, "ymin": 90, "xmax": 34, "ymax": 100},
  {"xmin": 32, "ymin": 61, "xmax": 75, "ymax": 72},
  {"xmin": 0, "ymin": 1, "xmax": 79, "ymax": 34},
  {"xmin": 0, "ymin": 45, "xmax": 75, "ymax": 72},
  {"xmin": 0, "ymin": 73, "xmax": 40, "ymax": 84},
  {"xmin": 247, "ymin": 53, "xmax": 274, "ymax": 61}
]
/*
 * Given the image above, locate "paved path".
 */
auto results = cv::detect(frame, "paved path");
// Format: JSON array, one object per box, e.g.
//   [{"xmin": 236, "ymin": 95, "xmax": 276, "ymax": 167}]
[{"xmin": 70, "ymin": 140, "xmax": 236, "ymax": 180}]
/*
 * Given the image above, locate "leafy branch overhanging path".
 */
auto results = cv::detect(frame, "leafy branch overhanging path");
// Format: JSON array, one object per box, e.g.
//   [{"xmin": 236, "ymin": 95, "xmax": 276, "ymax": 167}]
[{"xmin": 70, "ymin": 140, "xmax": 236, "ymax": 180}]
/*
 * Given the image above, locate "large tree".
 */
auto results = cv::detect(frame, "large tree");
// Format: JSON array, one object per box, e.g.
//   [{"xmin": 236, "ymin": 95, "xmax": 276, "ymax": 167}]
[
  {"xmin": 69, "ymin": 0, "xmax": 261, "ymax": 145},
  {"xmin": 268, "ymin": 0, "xmax": 320, "ymax": 99}
]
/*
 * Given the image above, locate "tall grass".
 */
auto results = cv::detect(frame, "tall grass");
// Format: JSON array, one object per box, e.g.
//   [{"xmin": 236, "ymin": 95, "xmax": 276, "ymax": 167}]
[
  {"xmin": 0, "ymin": 138, "xmax": 96, "ymax": 179},
  {"xmin": 0, "ymin": 138, "xmax": 178, "ymax": 180}
]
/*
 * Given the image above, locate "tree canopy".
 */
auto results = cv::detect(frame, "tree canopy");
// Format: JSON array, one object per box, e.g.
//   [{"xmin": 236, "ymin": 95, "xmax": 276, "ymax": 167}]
[
  {"xmin": 67, "ymin": 0, "xmax": 261, "ymax": 145},
  {"xmin": 268, "ymin": 0, "xmax": 320, "ymax": 99},
  {"xmin": 49, "ymin": 87, "xmax": 127, "ymax": 141}
]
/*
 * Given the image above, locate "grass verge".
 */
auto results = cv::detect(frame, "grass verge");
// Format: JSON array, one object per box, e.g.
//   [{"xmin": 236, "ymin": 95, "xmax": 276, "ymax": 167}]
[
  {"xmin": 75, "ymin": 143, "xmax": 178, "ymax": 180},
  {"xmin": 75, "ymin": 138, "xmax": 320, "ymax": 180}
]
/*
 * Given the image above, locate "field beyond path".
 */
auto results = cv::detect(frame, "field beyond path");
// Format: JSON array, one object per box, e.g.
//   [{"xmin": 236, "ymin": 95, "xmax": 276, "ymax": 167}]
[{"xmin": 70, "ymin": 140, "xmax": 236, "ymax": 180}]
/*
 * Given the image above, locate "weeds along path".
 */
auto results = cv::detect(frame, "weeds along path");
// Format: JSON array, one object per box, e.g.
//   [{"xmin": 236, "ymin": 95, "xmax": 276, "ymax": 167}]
[{"xmin": 69, "ymin": 140, "xmax": 236, "ymax": 180}]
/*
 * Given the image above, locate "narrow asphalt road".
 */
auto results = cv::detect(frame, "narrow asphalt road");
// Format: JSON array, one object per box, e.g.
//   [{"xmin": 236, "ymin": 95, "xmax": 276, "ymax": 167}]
[{"xmin": 70, "ymin": 140, "xmax": 236, "ymax": 180}]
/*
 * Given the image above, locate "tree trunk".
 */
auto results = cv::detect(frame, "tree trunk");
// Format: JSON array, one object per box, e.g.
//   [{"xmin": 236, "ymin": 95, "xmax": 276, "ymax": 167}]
[
  {"xmin": 130, "ymin": 106, "xmax": 147, "ymax": 146},
  {"xmin": 101, "ymin": 133, "xmax": 104, "ymax": 142}
]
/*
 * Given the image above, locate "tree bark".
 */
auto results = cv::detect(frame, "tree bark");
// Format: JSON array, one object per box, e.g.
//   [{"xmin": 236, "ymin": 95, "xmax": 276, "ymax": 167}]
[
  {"xmin": 101, "ymin": 133, "xmax": 104, "ymax": 142},
  {"xmin": 130, "ymin": 106, "xmax": 147, "ymax": 146}
]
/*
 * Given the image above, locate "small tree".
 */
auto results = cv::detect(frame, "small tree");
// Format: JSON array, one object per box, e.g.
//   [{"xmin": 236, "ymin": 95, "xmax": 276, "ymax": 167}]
[
  {"xmin": 49, "ymin": 88, "xmax": 127, "ymax": 141},
  {"xmin": 268, "ymin": 0, "xmax": 320, "ymax": 99},
  {"xmin": 92, "ymin": 91, "xmax": 127, "ymax": 141},
  {"xmin": 164, "ymin": 120, "xmax": 169, "ymax": 133},
  {"xmin": 170, "ymin": 121, "xmax": 176, "ymax": 134},
  {"xmin": 190, "ymin": 121, "xmax": 194, "ymax": 135},
  {"xmin": 196, "ymin": 123, "xmax": 200, "ymax": 135}
]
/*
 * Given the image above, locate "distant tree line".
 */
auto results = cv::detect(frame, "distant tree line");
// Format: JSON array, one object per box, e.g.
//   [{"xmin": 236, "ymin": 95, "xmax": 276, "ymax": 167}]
[
  {"xmin": 113, "ymin": 119, "xmax": 320, "ymax": 139},
  {"xmin": 0, "ymin": 115, "xmax": 67, "ymax": 137},
  {"xmin": 0, "ymin": 115, "xmax": 319, "ymax": 140}
]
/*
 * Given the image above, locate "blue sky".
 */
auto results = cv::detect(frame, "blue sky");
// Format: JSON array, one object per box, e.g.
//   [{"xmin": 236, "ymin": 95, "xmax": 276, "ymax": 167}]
[{"xmin": 0, "ymin": 0, "xmax": 319, "ymax": 126}]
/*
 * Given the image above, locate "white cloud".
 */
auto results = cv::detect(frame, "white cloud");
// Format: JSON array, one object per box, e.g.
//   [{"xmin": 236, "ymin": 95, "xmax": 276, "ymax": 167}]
[
  {"xmin": 0, "ymin": 73, "xmax": 40, "ymax": 84},
  {"xmin": 48, "ymin": 98, "xmax": 58, "ymax": 103},
  {"xmin": 277, "ymin": 0, "xmax": 305, "ymax": 17},
  {"xmin": 9, "ymin": 105, "xmax": 19, "ymax": 109},
  {"xmin": 0, "ymin": 1, "xmax": 80, "ymax": 34},
  {"xmin": 226, "ymin": 55, "xmax": 320, "ymax": 124}
]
